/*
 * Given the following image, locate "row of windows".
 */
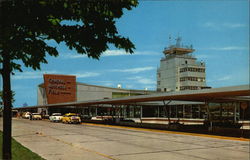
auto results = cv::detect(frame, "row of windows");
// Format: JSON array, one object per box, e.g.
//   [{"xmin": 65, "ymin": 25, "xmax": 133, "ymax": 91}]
[
  {"xmin": 180, "ymin": 67, "xmax": 205, "ymax": 73},
  {"xmin": 180, "ymin": 77, "xmax": 205, "ymax": 82},
  {"xmin": 180, "ymin": 86, "xmax": 201, "ymax": 90}
]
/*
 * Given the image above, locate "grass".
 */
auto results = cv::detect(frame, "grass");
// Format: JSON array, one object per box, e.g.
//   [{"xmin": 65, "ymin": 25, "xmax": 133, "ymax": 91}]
[{"xmin": 0, "ymin": 131, "xmax": 45, "ymax": 160}]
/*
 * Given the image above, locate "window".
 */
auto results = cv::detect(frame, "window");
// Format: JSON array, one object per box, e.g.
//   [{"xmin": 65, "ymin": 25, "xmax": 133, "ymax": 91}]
[
  {"xmin": 158, "ymin": 73, "xmax": 161, "ymax": 77},
  {"xmin": 157, "ymin": 81, "xmax": 160, "ymax": 85}
]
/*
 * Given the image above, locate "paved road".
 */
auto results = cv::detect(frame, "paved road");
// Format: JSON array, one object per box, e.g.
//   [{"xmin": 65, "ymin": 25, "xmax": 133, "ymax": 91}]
[{"xmin": 1, "ymin": 118, "xmax": 249, "ymax": 160}]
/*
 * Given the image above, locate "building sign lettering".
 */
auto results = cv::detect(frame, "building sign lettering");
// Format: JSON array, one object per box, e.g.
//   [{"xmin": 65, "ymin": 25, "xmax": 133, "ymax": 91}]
[{"xmin": 43, "ymin": 74, "xmax": 76, "ymax": 104}]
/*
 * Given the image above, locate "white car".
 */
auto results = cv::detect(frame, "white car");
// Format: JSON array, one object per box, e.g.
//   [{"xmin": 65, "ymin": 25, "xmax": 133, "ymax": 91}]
[
  {"xmin": 49, "ymin": 113, "xmax": 62, "ymax": 122},
  {"xmin": 22, "ymin": 112, "xmax": 31, "ymax": 119}
]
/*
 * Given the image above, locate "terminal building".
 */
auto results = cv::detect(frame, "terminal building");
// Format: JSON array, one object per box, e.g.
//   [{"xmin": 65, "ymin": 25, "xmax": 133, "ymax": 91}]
[
  {"xmin": 37, "ymin": 76, "xmax": 156, "ymax": 106},
  {"xmin": 17, "ymin": 38, "xmax": 249, "ymax": 128}
]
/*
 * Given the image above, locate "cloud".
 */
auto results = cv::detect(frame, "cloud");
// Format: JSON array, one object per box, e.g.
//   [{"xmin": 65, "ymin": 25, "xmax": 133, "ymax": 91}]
[
  {"xmin": 134, "ymin": 51, "xmax": 160, "ymax": 56},
  {"xmin": 61, "ymin": 50, "xmax": 159, "ymax": 59},
  {"xmin": 102, "ymin": 50, "xmax": 129, "ymax": 56},
  {"xmin": 208, "ymin": 46, "xmax": 248, "ymax": 51},
  {"xmin": 127, "ymin": 76, "xmax": 156, "ymax": 85},
  {"xmin": 101, "ymin": 82, "xmax": 114, "ymax": 87},
  {"xmin": 198, "ymin": 46, "xmax": 248, "ymax": 51},
  {"xmin": 12, "ymin": 70, "xmax": 60, "ymax": 80},
  {"xmin": 207, "ymin": 75, "xmax": 232, "ymax": 83},
  {"xmin": 125, "ymin": 84, "xmax": 135, "ymax": 89},
  {"xmin": 103, "ymin": 50, "xmax": 159, "ymax": 56},
  {"xmin": 195, "ymin": 54, "xmax": 212, "ymax": 59},
  {"xmin": 223, "ymin": 23, "xmax": 246, "ymax": 28},
  {"xmin": 203, "ymin": 22, "xmax": 247, "ymax": 30},
  {"xmin": 12, "ymin": 70, "xmax": 100, "ymax": 80},
  {"xmin": 217, "ymin": 75, "xmax": 232, "ymax": 81},
  {"xmin": 112, "ymin": 66, "xmax": 155, "ymax": 74},
  {"xmin": 195, "ymin": 46, "xmax": 248, "ymax": 59},
  {"xmin": 207, "ymin": 70, "xmax": 249, "ymax": 88},
  {"xmin": 74, "ymin": 72, "xmax": 100, "ymax": 78},
  {"xmin": 61, "ymin": 53, "xmax": 87, "ymax": 59}
]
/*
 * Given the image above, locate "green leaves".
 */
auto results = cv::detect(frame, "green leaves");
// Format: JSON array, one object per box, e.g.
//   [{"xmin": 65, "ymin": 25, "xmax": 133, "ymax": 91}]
[
  {"xmin": 48, "ymin": 15, "xmax": 61, "ymax": 25},
  {"xmin": 0, "ymin": 90, "xmax": 15, "ymax": 103},
  {"xmin": 48, "ymin": 18, "xmax": 60, "ymax": 25},
  {"xmin": 64, "ymin": 2, "xmax": 68, "ymax": 9},
  {"xmin": 0, "ymin": 0, "xmax": 138, "ymax": 72}
]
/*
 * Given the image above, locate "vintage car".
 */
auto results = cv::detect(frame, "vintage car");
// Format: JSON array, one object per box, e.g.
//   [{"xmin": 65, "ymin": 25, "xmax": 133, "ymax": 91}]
[
  {"xmin": 31, "ymin": 113, "xmax": 42, "ymax": 120},
  {"xmin": 22, "ymin": 112, "xmax": 31, "ymax": 119},
  {"xmin": 49, "ymin": 113, "xmax": 62, "ymax": 122},
  {"xmin": 61, "ymin": 113, "xmax": 81, "ymax": 124}
]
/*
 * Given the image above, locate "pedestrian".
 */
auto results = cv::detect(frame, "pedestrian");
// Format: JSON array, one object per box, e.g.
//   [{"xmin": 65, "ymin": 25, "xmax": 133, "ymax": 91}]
[{"xmin": 29, "ymin": 113, "xmax": 32, "ymax": 120}]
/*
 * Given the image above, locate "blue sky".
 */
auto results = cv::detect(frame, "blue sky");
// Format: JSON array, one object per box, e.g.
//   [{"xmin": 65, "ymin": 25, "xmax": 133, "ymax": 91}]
[{"xmin": 3, "ymin": 0, "xmax": 249, "ymax": 107}]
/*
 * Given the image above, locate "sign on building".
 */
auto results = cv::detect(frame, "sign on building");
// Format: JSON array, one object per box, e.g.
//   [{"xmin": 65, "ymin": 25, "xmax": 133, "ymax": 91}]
[{"xmin": 43, "ymin": 74, "xmax": 76, "ymax": 104}]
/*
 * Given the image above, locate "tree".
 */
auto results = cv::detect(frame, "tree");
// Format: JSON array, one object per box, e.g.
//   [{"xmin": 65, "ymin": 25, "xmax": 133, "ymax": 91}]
[
  {"xmin": 0, "ymin": 0, "xmax": 138, "ymax": 159},
  {"xmin": 0, "ymin": 90, "xmax": 15, "ymax": 104}
]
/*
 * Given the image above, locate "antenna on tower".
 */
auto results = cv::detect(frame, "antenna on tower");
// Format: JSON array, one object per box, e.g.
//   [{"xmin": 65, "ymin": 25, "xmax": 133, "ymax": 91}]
[
  {"xmin": 168, "ymin": 34, "xmax": 172, "ymax": 46},
  {"xmin": 175, "ymin": 36, "xmax": 182, "ymax": 47}
]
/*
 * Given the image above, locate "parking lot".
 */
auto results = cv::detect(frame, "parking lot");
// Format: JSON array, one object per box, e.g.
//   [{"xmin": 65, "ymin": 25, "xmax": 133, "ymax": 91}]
[{"xmin": 0, "ymin": 118, "xmax": 249, "ymax": 160}]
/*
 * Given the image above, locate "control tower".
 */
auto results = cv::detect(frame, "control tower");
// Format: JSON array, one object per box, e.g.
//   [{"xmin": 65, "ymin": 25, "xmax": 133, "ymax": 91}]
[{"xmin": 157, "ymin": 37, "xmax": 207, "ymax": 92}]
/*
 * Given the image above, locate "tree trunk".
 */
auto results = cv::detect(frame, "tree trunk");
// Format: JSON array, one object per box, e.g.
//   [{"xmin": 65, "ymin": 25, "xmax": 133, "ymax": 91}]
[{"xmin": 2, "ymin": 50, "xmax": 12, "ymax": 160}]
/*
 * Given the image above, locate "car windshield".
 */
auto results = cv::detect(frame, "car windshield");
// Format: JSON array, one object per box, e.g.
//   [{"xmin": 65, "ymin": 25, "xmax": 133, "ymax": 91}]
[
  {"xmin": 68, "ymin": 115, "xmax": 77, "ymax": 117},
  {"xmin": 52, "ymin": 113, "xmax": 61, "ymax": 116}
]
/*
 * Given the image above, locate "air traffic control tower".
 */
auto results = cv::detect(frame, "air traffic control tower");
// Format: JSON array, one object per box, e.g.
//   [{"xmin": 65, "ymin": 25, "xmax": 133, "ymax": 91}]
[{"xmin": 157, "ymin": 37, "xmax": 207, "ymax": 92}]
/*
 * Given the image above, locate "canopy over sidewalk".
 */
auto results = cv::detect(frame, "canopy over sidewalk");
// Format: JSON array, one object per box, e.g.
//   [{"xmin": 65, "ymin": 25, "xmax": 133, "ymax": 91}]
[{"xmin": 16, "ymin": 85, "xmax": 249, "ymax": 110}]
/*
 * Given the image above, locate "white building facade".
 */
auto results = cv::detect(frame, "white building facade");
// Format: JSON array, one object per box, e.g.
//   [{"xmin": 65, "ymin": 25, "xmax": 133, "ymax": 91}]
[
  {"xmin": 157, "ymin": 38, "xmax": 207, "ymax": 92},
  {"xmin": 37, "ymin": 82, "xmax": 156, "ymax": 105}
]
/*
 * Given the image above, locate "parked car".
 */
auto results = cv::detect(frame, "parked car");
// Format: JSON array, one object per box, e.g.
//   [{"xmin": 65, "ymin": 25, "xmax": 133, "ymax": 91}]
[
  {"xmin": 61, "ymin": 113, "xmax": 81, "ymax": 124},
  {"xmin": 22, "ymin": 112, "xmax": 31, "ymax": 119},
  {"xmin": 49, "ymin": 113, "xmax": 62, "ymax": 122},
  {"xmin": 31, "ymin": 113, "xmax": 42, "ymax": 120}
]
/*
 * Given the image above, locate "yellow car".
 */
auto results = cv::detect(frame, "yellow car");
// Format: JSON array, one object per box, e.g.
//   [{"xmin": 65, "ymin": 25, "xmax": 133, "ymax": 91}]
[{"xmin": 61, "ymin": 113, "xmax": 81, "ymax": 124}]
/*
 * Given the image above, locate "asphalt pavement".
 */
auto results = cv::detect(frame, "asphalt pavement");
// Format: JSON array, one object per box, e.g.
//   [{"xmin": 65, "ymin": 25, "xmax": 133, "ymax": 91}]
[{"xmin": 0, "ymin": 118, "xmax": 249, "ymax": 160}]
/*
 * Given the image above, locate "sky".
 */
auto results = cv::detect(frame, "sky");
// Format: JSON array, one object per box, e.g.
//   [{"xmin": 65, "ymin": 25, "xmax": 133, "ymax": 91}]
[{"xmin": 2, "ymin": 0, "xmax": 249, "ymax": 107}]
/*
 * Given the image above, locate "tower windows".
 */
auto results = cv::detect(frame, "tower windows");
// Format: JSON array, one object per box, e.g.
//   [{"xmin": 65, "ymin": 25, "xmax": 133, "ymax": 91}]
[{"xmin": 180, "ymin": 67, "xmax": 205, "ymax": 73}]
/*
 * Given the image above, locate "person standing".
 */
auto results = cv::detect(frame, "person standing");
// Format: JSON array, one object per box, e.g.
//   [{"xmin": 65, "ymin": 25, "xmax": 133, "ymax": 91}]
[{"xmin": 29, "ymin": 113, "xmax": 32, "ymax": 120}]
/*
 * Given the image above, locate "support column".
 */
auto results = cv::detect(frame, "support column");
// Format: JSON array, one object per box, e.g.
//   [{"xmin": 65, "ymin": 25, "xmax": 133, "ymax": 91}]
[
  {"xmin": 234, "ymin": 102, "xmax": 237, "ymax": 123},
  {"xmin": 198, "ymin": 105, "xmax": 201, "ymax": 119},
  {"xmin": 157, "ymin": 106, "xmax": 160, "ymax": 117},
  {"xmin": 206, "ymin": 102, "xmax": 213, "ymax": 131},
  {"xmin": 169, "ymin": 105, "xmax": 171, "ymax": 118},
  {"xmin": 95, "ymin": 107, "xmax": 98, "ymax": 117},
  {"xmin": 176, "ymin": 106, "xmax": 178, "ymax": 118},
  {"xmin": 206, "ymin": 102, "xmax": 210, "ymax": 121},
  {"xmin": 220, "ymin": 103, "xmax": 222, "ymax": 122},
  {"xmin": 140, "ymin": 106, "xmax": 143, "ymax": 123},
  {"xmin": 183, "ymin": 105, "xmax": 185, "ymax": 118},
  {"xmin": 190, "ymin": 105, "xmax": 193, "ymax": 118}
]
